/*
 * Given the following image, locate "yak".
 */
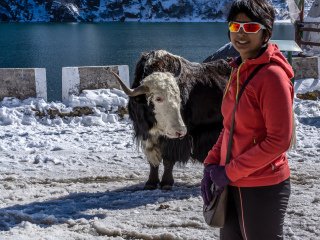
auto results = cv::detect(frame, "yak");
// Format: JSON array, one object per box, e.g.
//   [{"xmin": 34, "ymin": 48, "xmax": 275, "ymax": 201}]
[{"xmin": 112, "ymin": 50, "xmax": 231, "ymax": 190}]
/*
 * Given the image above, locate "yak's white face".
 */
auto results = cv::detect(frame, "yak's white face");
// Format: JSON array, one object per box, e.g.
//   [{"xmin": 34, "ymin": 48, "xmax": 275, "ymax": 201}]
[{"xmin": 142, "ymin": 72, "xmax": 187, "ymax": 139}]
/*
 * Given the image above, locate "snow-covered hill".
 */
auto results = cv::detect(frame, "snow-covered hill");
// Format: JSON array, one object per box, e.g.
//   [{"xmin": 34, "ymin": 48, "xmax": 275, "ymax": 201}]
[{"xmin": 0, "ymin": 0, "xmax": 298, "ymax": 22}]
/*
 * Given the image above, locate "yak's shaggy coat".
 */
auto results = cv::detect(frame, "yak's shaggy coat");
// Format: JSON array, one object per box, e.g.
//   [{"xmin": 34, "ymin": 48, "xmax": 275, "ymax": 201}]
[{"xmin": 127, "ymin": 50, "xmax": 231, "ymax": 189}]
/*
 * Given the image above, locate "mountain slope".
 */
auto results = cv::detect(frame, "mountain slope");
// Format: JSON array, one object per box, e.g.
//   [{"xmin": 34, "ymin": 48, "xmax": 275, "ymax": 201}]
[{"xmin": 0, "ymin": 0, "xmax": 292, "ymax": 22}]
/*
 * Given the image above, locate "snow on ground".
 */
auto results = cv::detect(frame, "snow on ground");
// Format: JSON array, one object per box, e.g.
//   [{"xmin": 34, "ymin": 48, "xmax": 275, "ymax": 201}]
[{"xmin": 0, "ymin": 79, "xmax": 319, "ymax": 239}]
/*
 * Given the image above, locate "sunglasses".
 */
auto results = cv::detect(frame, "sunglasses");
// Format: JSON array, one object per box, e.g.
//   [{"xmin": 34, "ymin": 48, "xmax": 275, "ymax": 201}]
[{"xmin": 228, "ymin": 21, "xmax": 266, "ymax": 33}]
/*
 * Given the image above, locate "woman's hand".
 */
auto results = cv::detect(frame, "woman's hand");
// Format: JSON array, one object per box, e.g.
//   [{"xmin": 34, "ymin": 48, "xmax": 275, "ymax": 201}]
[
  {"xmin": 201, "ymin": 165, "xmax": 230, "ymax": 205},
  {"xmin": 209, "ymin": 165, "xmax": 230, "ymax": 189}
]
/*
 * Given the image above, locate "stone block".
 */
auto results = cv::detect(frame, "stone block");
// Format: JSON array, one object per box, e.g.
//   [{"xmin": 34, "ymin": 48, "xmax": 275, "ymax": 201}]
[
  {"xmin": 0, "ymin": 68, "xmax": 47, "ymax": 101},
  {"xmin": 62, "ymin": 65, "xmax": 129, "ymax": 103},
  {"xmin": 292, "ymin": 56, "xmax": 319, "ymax": 79}
]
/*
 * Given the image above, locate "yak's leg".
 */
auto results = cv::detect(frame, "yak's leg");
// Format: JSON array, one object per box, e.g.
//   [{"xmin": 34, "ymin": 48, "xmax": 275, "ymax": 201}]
[
  {"xmin": 160, "ymin": 159, "xmax": 175, "ymax": 190},
  {"xmin": 142, "ymin": 137, "xmax": 162, "ymax": 190},
  {"xmin": 144, "ymin": 163, "xmax": 159, "ymax": 190}
]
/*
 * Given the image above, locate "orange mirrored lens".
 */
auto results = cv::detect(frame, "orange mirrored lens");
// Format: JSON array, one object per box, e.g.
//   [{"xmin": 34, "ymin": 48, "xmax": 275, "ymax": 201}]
[
  {"xmin": 243, "ymin": 23, "xmax": 261, "ymax": 33},
  {"xmin": 229, "ymin": 22, "xmax": 240, "ymax": 32}
]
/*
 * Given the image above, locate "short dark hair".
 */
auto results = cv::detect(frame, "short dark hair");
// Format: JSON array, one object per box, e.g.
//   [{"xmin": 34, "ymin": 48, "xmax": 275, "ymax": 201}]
[{"xmin": 227, "ymin": 0, "xmax": 275, "ymax": 41}]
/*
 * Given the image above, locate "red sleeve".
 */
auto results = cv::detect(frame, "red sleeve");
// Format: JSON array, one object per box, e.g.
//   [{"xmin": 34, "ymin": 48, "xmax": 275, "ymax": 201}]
[
  {"xmin": 225, "ymin": 66, "xmax": 294, "ymax": 182},
  {"xmin": 204, "ymin": 128, "xmax": 224, "ymax": 166}
]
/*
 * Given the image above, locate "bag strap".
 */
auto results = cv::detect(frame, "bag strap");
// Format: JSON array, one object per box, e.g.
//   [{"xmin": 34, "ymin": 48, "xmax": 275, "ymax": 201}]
[{"xmin": 225, "ymin": 64, "xmax": 267, "ymax": 164}]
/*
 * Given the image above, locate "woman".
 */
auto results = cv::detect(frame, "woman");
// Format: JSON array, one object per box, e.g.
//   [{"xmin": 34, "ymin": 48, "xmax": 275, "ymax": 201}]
[{"xmin": 201, "ymin": 0, "xmax": 295, "ymax": 239}]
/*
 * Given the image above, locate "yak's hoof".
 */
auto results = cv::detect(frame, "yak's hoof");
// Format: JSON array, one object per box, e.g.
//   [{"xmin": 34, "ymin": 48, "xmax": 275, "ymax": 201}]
[
  {"xmin": 160, "ymin": 184, "xmax": 173, "ymax": 190},
  {"xmin": 143, "ymin": 184, "xmax": 158, "ymax": 190}
]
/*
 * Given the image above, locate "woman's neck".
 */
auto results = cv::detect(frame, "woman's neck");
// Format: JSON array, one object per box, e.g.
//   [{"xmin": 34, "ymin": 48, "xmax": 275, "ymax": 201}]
[{"xmin": 240, "ymin": 45, "xmax": 268, "ymax": 62}]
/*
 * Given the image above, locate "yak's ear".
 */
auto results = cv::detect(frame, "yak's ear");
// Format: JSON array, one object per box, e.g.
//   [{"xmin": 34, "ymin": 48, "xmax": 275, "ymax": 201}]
[
  {"xmin": 131, "ymin": 95, "xmax": 147, "ymax": 104},
  {"xmin": 128, "ymin": 95, "xmax": 156, "ymax": 140}
]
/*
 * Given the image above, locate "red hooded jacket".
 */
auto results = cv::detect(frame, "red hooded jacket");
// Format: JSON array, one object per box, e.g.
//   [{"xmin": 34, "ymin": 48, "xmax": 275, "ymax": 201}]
[{"xmin": 204, "ymin": 43, "xmax": 294, "ymax": 187}]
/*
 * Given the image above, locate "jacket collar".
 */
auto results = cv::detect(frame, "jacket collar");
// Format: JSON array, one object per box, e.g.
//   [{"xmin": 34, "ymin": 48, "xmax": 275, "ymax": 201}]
[
  {"xmin": 229, "ymin": 45, "xmax": 268, "ymax": 69},
  {"xmin": 229, "ymin": 43, "xmax": 294, "ymax": 80}
]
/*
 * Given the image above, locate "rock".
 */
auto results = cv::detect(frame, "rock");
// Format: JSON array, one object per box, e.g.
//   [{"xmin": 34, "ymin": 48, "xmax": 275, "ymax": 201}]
[{"xmin": 296, "ymin": 90, "xmax": 320, "ymax": 100}]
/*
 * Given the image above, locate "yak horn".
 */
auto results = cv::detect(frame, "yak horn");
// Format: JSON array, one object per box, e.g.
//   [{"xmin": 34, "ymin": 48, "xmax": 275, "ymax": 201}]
[{"xmin": 111, "ymin": 71, "xmax": 149, "ymax": 97}]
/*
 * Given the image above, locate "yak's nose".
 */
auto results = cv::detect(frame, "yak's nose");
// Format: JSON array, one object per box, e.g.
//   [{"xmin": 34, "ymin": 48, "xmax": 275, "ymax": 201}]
[{"xmin": 175, "ymin": 128, "xmax": 187, "ymax": 138}]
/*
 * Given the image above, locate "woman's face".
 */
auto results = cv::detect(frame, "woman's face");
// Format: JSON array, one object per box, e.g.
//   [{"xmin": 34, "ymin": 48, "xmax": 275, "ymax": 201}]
[{"xmin": 230, "ymin": 13, "xmax": 267, "ymax": 61}]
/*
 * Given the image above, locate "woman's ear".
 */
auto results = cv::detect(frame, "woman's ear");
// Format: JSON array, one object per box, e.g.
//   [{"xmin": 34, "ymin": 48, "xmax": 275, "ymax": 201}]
[{"xmin": 262, "ymin": 31, "xmax": 270, "ymax": 44}]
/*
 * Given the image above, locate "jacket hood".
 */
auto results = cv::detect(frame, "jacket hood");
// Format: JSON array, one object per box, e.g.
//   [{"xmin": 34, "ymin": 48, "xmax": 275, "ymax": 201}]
[{"xmin": 230, "ymin": 43, "xmax": 294, "ymax": 80}]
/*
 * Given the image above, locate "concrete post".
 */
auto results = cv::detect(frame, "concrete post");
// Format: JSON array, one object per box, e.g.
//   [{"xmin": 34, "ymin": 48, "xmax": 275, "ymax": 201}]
[
  {"xmin": 0, "ymin": 68, "xmax": 47, "ymax": 101},
  {"xmin": 62, "ymin": 65, "xmax": 129, "ymax": 103}
]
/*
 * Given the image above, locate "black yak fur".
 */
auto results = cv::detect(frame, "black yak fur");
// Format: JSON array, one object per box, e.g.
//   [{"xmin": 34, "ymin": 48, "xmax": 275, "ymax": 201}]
[{"xmin": 128, "ymin": 50, "xmax": 231, "ymax": 189}]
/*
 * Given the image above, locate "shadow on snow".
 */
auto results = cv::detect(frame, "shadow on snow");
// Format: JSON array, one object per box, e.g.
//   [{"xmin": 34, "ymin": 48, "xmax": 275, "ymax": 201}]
[
  {"xmin": 0, "ymin": 182, "xmax": 200, "ymax": 231},
  {"xmin": 298, "ymin": 116, "xmax": 320, "ymax": 127}
]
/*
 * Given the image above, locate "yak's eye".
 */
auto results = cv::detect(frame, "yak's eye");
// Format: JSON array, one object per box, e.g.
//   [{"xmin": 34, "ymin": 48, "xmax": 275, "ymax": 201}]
[{"xmin": 155, "ymin": 97, "xmax": 163, "ymax": 102}]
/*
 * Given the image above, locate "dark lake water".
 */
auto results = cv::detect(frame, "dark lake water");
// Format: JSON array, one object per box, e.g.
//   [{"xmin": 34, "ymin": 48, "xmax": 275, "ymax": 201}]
[{"xmin": 0, "ymin": 22, "xmax": 294, "ymax": 101}]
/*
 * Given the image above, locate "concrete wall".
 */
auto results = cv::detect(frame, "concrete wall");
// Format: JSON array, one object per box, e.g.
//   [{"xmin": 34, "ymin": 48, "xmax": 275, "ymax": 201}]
[
  {"xmin": 292, "ymin": 56, "xmax": 320, "ymax": 79},
  {"xmin": 62, "ymin": 65, "xmax": 129, "ymax": 103},
  {"xmin": 0, "ymin": 68, "xmax": 47, "ymax": 101}
]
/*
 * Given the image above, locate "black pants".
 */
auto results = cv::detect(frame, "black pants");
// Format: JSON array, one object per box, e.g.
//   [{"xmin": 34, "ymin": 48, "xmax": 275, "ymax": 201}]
[{"xmin": 220, "ymin": 179, "xmax": 291, "ymax": 240}]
